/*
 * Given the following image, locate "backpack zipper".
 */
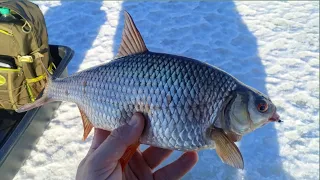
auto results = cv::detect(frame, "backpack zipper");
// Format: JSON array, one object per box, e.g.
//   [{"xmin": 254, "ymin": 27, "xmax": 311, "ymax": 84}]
[{"xmin": 0, "ymin": 29, "xmax": 13, "ymax": 36}]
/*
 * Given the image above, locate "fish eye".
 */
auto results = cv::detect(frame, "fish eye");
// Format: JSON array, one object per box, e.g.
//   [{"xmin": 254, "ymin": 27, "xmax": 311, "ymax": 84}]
[{"xmin": 256, "ymin": 100, "xmax": 268, "ymax": 113}]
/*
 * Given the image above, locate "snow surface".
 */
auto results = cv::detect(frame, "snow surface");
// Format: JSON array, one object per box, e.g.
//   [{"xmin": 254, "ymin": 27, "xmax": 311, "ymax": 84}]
[{"xmin": 14, "ymin": 1, "xmax": 319, "ymax": 180}]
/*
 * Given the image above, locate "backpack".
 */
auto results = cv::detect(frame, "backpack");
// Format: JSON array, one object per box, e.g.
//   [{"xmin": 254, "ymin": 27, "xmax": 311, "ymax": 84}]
[{"xmin": 0, "ymin": 0, "xmax": 53, "ymax": 110}]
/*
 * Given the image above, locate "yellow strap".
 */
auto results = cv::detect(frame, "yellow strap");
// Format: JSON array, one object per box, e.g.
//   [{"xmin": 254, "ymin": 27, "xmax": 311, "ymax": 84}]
[
  {"xmin": 25, "ymin": 62, "xmax": 55, "ymax": 83},
  {"xmin": 26, "ymin": 83, "xmax": 35, "ymax": 102},
  {"xmin": 0, "ymin": 29, "xmax": 13, "ymax": 36},
  {"xmin": 26, "ymin": 74, "xmax": 45, "ymax": 83},
  {"xmin": 48, "ymin": 62, "xmax": 56, "ymax": 74},
  {"xmin": 25, "ymin": 62, "xmax": 55, "ymax": 102}
]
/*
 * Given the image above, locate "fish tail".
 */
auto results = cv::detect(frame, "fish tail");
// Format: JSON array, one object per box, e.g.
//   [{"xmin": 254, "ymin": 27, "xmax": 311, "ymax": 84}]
[
  {"xmin": 15, "ymin": 94, "xmax": 52, "ymax": 113},
  {"xmin": 15, "ymin": 61, "xmax": 54, "ymax": 113}
]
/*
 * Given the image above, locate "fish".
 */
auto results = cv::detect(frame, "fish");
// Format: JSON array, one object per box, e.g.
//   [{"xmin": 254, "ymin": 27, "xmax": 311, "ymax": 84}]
[{"xmin": 16, "ymin": 11, "xmax": 280, "ymax": 170}]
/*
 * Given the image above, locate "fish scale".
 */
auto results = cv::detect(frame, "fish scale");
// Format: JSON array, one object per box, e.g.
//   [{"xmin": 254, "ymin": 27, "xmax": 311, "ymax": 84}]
[{"xmin": 48, "ymin": 52, "xmax": 237, "ymax": 150}]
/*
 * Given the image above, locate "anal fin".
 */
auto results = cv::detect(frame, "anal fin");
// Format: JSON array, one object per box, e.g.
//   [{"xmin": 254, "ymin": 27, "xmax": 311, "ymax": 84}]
[
  {"xmin": 79, "ymin": 107, "xmax": 93, "ymax": 141},
  {"xmin": 119, "ymin": 141, "xmax": 140, "ymax": 171},
  {"xmin": 211, "ymin": 128, "xmax": 244, "ymax": 169}
]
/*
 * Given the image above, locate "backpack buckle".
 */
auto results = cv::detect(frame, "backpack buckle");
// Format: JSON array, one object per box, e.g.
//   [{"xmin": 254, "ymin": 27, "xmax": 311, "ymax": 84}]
[{"xmin": 18, "ymin": 55, "xmax": 33, "ymax": 63}]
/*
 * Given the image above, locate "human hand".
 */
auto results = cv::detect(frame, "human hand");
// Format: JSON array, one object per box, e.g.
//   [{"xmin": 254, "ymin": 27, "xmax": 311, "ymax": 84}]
[{"xmin": 76, "ymin": 113, "xmax": 198, "ymax": 180}]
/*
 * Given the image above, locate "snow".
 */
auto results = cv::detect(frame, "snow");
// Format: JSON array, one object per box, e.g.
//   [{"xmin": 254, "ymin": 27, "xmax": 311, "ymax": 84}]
[{"xmin": 13, "ymin": 1, "xmax": 319, "ymax": 180}]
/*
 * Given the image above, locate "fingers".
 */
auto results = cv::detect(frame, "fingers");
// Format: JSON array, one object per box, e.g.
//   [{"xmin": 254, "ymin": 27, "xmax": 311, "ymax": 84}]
[
  {"xmin": 153, "ymin": 151, "xmax": 198, "ymax": 180},
  {"xmin": 142, "ymin": 147, "xmax": 173, "ymax": 169},
  {"xmin": 128, "ymin": 151, "xmax": 153, "ymax": 179},
  {"xmin": 87, "ymin": 128, "xmax": 111, "ymax": 155},
  {"xmin": 90, "ymin": 113, "xmax": 145, "ymax": 167}
]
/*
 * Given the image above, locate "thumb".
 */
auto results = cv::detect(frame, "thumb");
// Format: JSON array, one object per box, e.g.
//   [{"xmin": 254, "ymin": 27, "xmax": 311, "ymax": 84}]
[{"xmin": 90, "ymin": 113, "xmax": 145, "ymax": 166}]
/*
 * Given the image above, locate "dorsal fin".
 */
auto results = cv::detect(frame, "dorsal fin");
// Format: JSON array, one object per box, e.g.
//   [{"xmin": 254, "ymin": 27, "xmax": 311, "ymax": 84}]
[{"xmin": 116, "ymin": 11, "xmax": 148, "ymax": 57}]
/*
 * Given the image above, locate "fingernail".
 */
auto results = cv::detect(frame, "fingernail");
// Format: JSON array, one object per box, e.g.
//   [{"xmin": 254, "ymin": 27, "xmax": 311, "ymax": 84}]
[{"xmin": 129, "ymin": 114, "xmax": 139, "ymax": 126}]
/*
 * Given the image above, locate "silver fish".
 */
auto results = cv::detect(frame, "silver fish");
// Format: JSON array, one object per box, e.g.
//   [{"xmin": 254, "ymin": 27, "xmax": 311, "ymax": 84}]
[{"xmin": 16, "ymin": 11, "xmax": 280, "ymax": 169}]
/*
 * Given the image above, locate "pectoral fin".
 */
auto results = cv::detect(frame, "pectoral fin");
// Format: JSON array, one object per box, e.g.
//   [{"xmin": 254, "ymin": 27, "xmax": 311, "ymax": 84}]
[
  {"xmin": 211, "ymin": 128, "xmax": 244, "ymax": 169},
  {"xmin": 119, "ymin": 141, "xmax": 140, "ymax": 171},
  {"xmin": 78, "ymin": 107, "xmax": 93, "ymax": 141},
  {"xmin": 226, "ymin": 132, "xmax": 242, "ymax": 142}
]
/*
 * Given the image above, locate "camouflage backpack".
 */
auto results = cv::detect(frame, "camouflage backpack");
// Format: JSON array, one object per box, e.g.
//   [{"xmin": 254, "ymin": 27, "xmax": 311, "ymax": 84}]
[{"xmin": 0, "ymin": 0, "xmax": 53, "ymax": 110}]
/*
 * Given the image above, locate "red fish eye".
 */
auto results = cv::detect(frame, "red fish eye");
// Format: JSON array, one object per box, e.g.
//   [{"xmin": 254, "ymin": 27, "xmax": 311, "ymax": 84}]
[{"xmin": 257, "ymin": 102, "xmax": 268, "ymax": 112}]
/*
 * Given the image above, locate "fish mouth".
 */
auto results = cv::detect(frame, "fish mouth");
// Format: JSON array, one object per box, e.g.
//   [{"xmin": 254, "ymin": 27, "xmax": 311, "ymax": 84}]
[
  {"xmin": 269, "ymin": 111, "xmax": 280, "ymax": 122},
  {"xmin": 258, "ymin": 111, "xmax": 280, "ymax": 128}
]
